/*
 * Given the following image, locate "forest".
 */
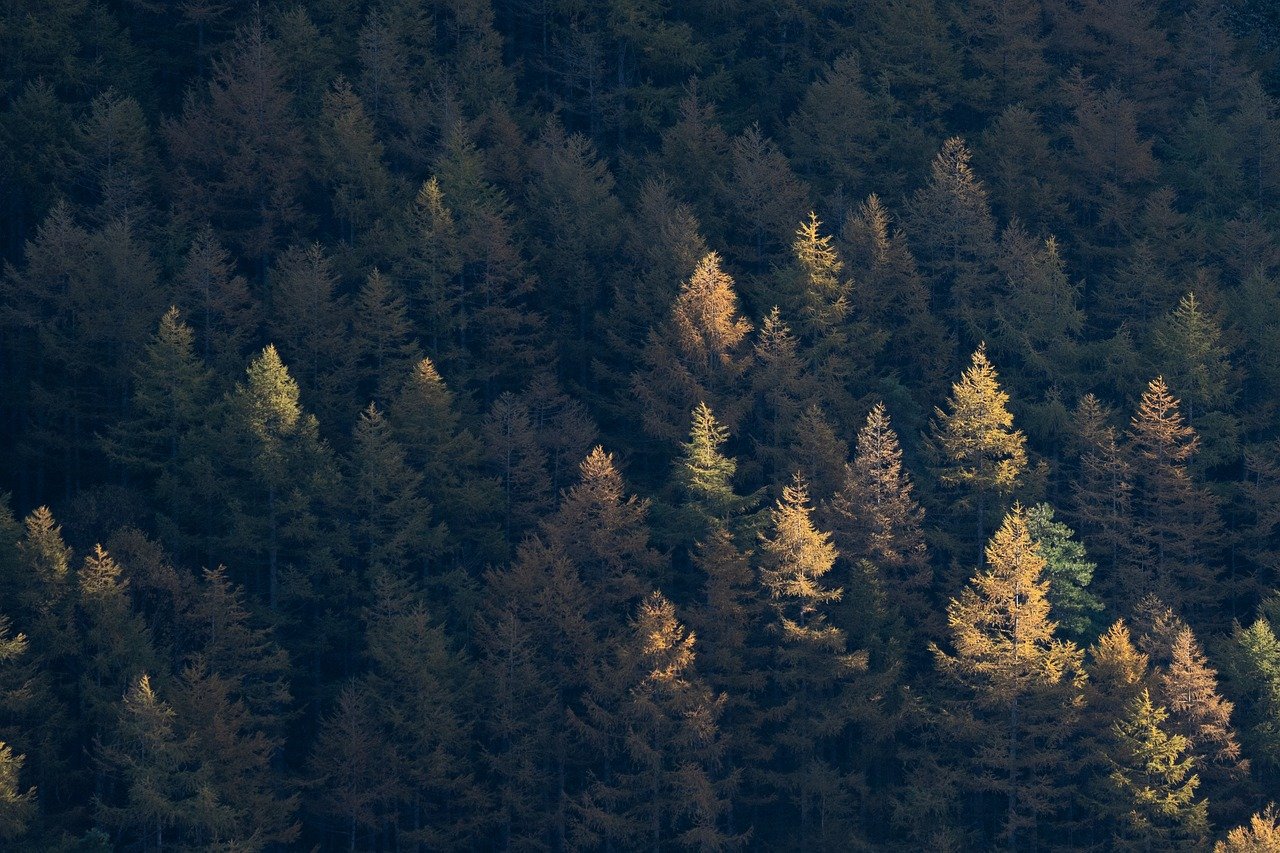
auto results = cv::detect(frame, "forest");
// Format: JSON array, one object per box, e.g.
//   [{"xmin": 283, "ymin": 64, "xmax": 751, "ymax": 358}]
[{"xmin": 6, "ymin": 0, "xmax": 1280, "ymax": 849}]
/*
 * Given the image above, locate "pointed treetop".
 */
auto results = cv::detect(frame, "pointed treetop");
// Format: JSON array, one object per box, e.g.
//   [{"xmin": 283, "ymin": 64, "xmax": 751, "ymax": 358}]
[
  {"xmin": 634, "ymin": 591, "xmax": 698, "ymax": 685},
  {"xmin": 20, "ymin": 506, "xmax": 71, "ymax": 586},
  {"xmin": 933, "ymin": 344, "xmax": 1027, "ymax": 493},
  {"xmin": 673, "ymin": 252, "xmax": 753, "ymax": 359}
]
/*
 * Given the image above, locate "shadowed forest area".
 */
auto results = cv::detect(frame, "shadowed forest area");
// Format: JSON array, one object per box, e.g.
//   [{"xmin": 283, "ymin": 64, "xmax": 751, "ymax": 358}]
[{"xmin": 7, "ymin": 0, "xmax": 1280, "ymax": 849}]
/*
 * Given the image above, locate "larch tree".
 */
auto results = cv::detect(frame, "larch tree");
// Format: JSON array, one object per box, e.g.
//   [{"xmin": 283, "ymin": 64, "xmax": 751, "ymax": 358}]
[
  {"xmin": 390, "ymin": 358, "xmax": 504, "ymax": 570},
  {"xmin": 1217, "ymin": 805, "xmax": 1280, "ymax": 851},
  {"xmin": 348, "ymin": 403, "xmax": 445, "ymax": 583},
  {"xmin": 1155, "ymin": 626, "xmax": 1247, "ymax": 811},
  {"xmin": 826, "ymin": 402, "xmax": 935, "ymax": 654},
  {"xmin": 758, "ymin": 474, "xmax": 869, "ymax": 848},
  {"xmin": 931, "ymin": 344, "xmax": 1028, "ymax": 567},
  {"xmin": 0, "ymin": 741, "xmax": 33, "ymax": 841},
  {"xmin": 266, "ymin": 244, "xmax": 352, "ymax": 433},
  {"xmin": 1100, "ymin": 689, "xmax": 1209, "ymax": 851},
  {"xmin": 95, "ymin": 675, "xmax": 198, "ymax": 851},
  {"xmin": 932, "ymin": 506, "xmax": 1086, "ymax": 850},
  {"xmin": 632, "ymin": 252, "xmax": 754, "ymax": 447},
  {"xmin": 174, "ymin": 225, "xmax": 261, "ymax": 376},
  {"xmin": 572, "ymin": 592, "xmax": 739, "ymax": 851},
  {"xmin": 220, "ymin": 345, "xmax": 341, "ymax": 612},
  {"xmin": 350, "ymin": 269, "xmax": 421, "ymax": 408},
  {"xmin": 163, "ymin": 14, "xmax": 307, "ymax": 269},
  {"xmin": 840, "ymin": 193, "xmax": 952, "ymax": 401},
  {"xmin": 361, "ymin": 577, "xmax": 484, "ymax": 848},
  {"xmin": 1069, "ymin": 393, "xmax": 1144, "ymax": 599},
  {"xmin": 906, "ymin": 137, "xmax": 999, "ymax": 340},
  {"xmin": 1127, "ymin": 377, "xmax": 1224, "ymax": 622}
]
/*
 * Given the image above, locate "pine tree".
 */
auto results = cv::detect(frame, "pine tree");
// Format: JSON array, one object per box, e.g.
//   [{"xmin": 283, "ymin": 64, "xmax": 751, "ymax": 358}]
[
  {"xmin": 482, "ymin": 392, "xmax": 552, "ymax": 552},
  {"xmin": 542, "ymin": 447, "xmax": 663, "ymax": 614},
  {"xmin": 932, "ymin": 506, "xmax": 1086, "ymax": 849},
  {"xmin": 931, "ymin": 344, "xmax": 1028, "ymax": 566},
  {"xmin": 841, "ymin": 193, "xmax": 953, "ymax": 402},
  {"xmin": 170, "ymin": 658, "xmax": 300, "ymax": 848},
  {"xmin": 76, "ymin": 545, "xmax": 158, "ymax": 732},
  {"xmin": 717, "ymin": 125, "xmax": 810, "ymax": 270},
  {"xmin": 1101, "ymin": 689, "xmax": 1209, "ymax": 851}
]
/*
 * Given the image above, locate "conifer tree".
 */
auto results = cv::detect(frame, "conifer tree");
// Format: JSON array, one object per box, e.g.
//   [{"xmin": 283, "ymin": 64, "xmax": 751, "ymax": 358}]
[
  {"xmin": 77, "ymin": 545, "xmax": 158, "ymax": 740},
  {"xmin": 1152, "ymin": 292, "xmax": 1238, "ymax": 468},
  {"xmin": 266, "ymin": 244, "xmax": 352, "ymax": 431},
  {"xmin": 175, "ymin": 225, "xmax": 260, "ymax": 375},
  {"xmin": 718, "ymin": 125, "xmax": 810, "ymax": 270},
  {"xmin": 349, "ymin": 403, "xmax": 445, "ymax": 582},
  {"xmin": 572, "ymin": 591, "xmax": 738, "ymax": 851},
  {"xmin": 318, "ymin": 77, "xmax": 392, "ymax": 247},
  {"xmin": 827, "ymin": 402, "xmax": 934, "ymax": 650},
  {"xmin": 362, "ymin": 577, "xmax": 483, "ymax": 847},
  {"xmin": 907, "ymin": 137, "xmax": 998, "ymax": 339},
  {"xmin": 931, "ymin": 344, "xmax": 1028, "ymax": 565},
  {"xmin": 163, "ymin": 14, "xmax": 307, "ymax": 266},
  {"xmin": 758, "ymin": 475, "xmax": 869, "ymax": 847},
  {"xmin": 1156, "ymin": 626, "xmax": 1247, "ymax": 805},
  {"xmin": 1070, "ymin": 393, "xmax": 1143, "ymax": 597},
  {"xmin": 1222, "ymin": 618, "xmax": 1280, "ymax": 788},
  {"xmin": 95, "ymin": 676, "xmax": 194, "ymax": 846},
  {"xmin": 1217, "ymin": 805, "xmax": 1280, "ymax": 851},
  {"xmin": 0, "ymin": 741, "xmax": 33, "ymax": 841},
  {"xmin": 170, "ymin": 658, "xmax": 300, "ymax": 848},
  {"xmin": 221, "ymin": 345, "xmax": 342, "ymax": 612},
  {"xmin": 1025, "ymin": 503, "xmax": 1104, "ymax": 643},
  {"xmin": 1087, "ymin": 621, "xmax": 1152, "ymax": 732},
  {"xmin": 632, "ymin": 252, "xmax": 754, "ymax": 446},
  {"xmin": 306, "ymin": 682, "xmax": 398, "ymax": 851},
  {"xmin": 543, "ymin": 447, "xmax": 663, "ymax": 614},
  {"xmin": 391, "ymin": 358, "xmax": 503, "ymax": 569},
  {"xmin": 1101, "ymin": 689, "xmax": 1209, "ymax": 851},
  {"xmin": 350, "ymin": 269, "xmax": 421, "ymax": 408},
  {"xmin": 1127, "ymin": 377, "xmax": 1224, "ymax": 620},
  {"xmin": 841, "ymin": 193, "xmax": 953, "ymax": 401},
  {"xmin": 483, "ymin": 392, "xmax": 552, "ymax": 552},
  {"xmin": 932, "ymin": 506, "xmax": 1086, "ymax": 849}
]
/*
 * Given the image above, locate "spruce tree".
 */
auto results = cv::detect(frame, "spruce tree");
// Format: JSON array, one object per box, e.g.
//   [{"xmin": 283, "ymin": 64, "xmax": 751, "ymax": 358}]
[{"xmin": 1024, "ymin": 503, "xmax": 1104, "ymax": 644}]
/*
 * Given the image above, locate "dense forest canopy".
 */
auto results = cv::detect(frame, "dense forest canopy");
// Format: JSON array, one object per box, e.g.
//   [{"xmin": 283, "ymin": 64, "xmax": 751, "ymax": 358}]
[{"xmin": 6, "ymin": 0, "xmax": 1280, "ymax": 849}]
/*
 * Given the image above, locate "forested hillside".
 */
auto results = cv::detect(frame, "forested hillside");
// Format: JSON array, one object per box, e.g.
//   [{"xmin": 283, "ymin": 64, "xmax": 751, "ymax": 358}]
[{"xmin": 5, "ymin": 0, "xmax": 1280, "ymax": 849}]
